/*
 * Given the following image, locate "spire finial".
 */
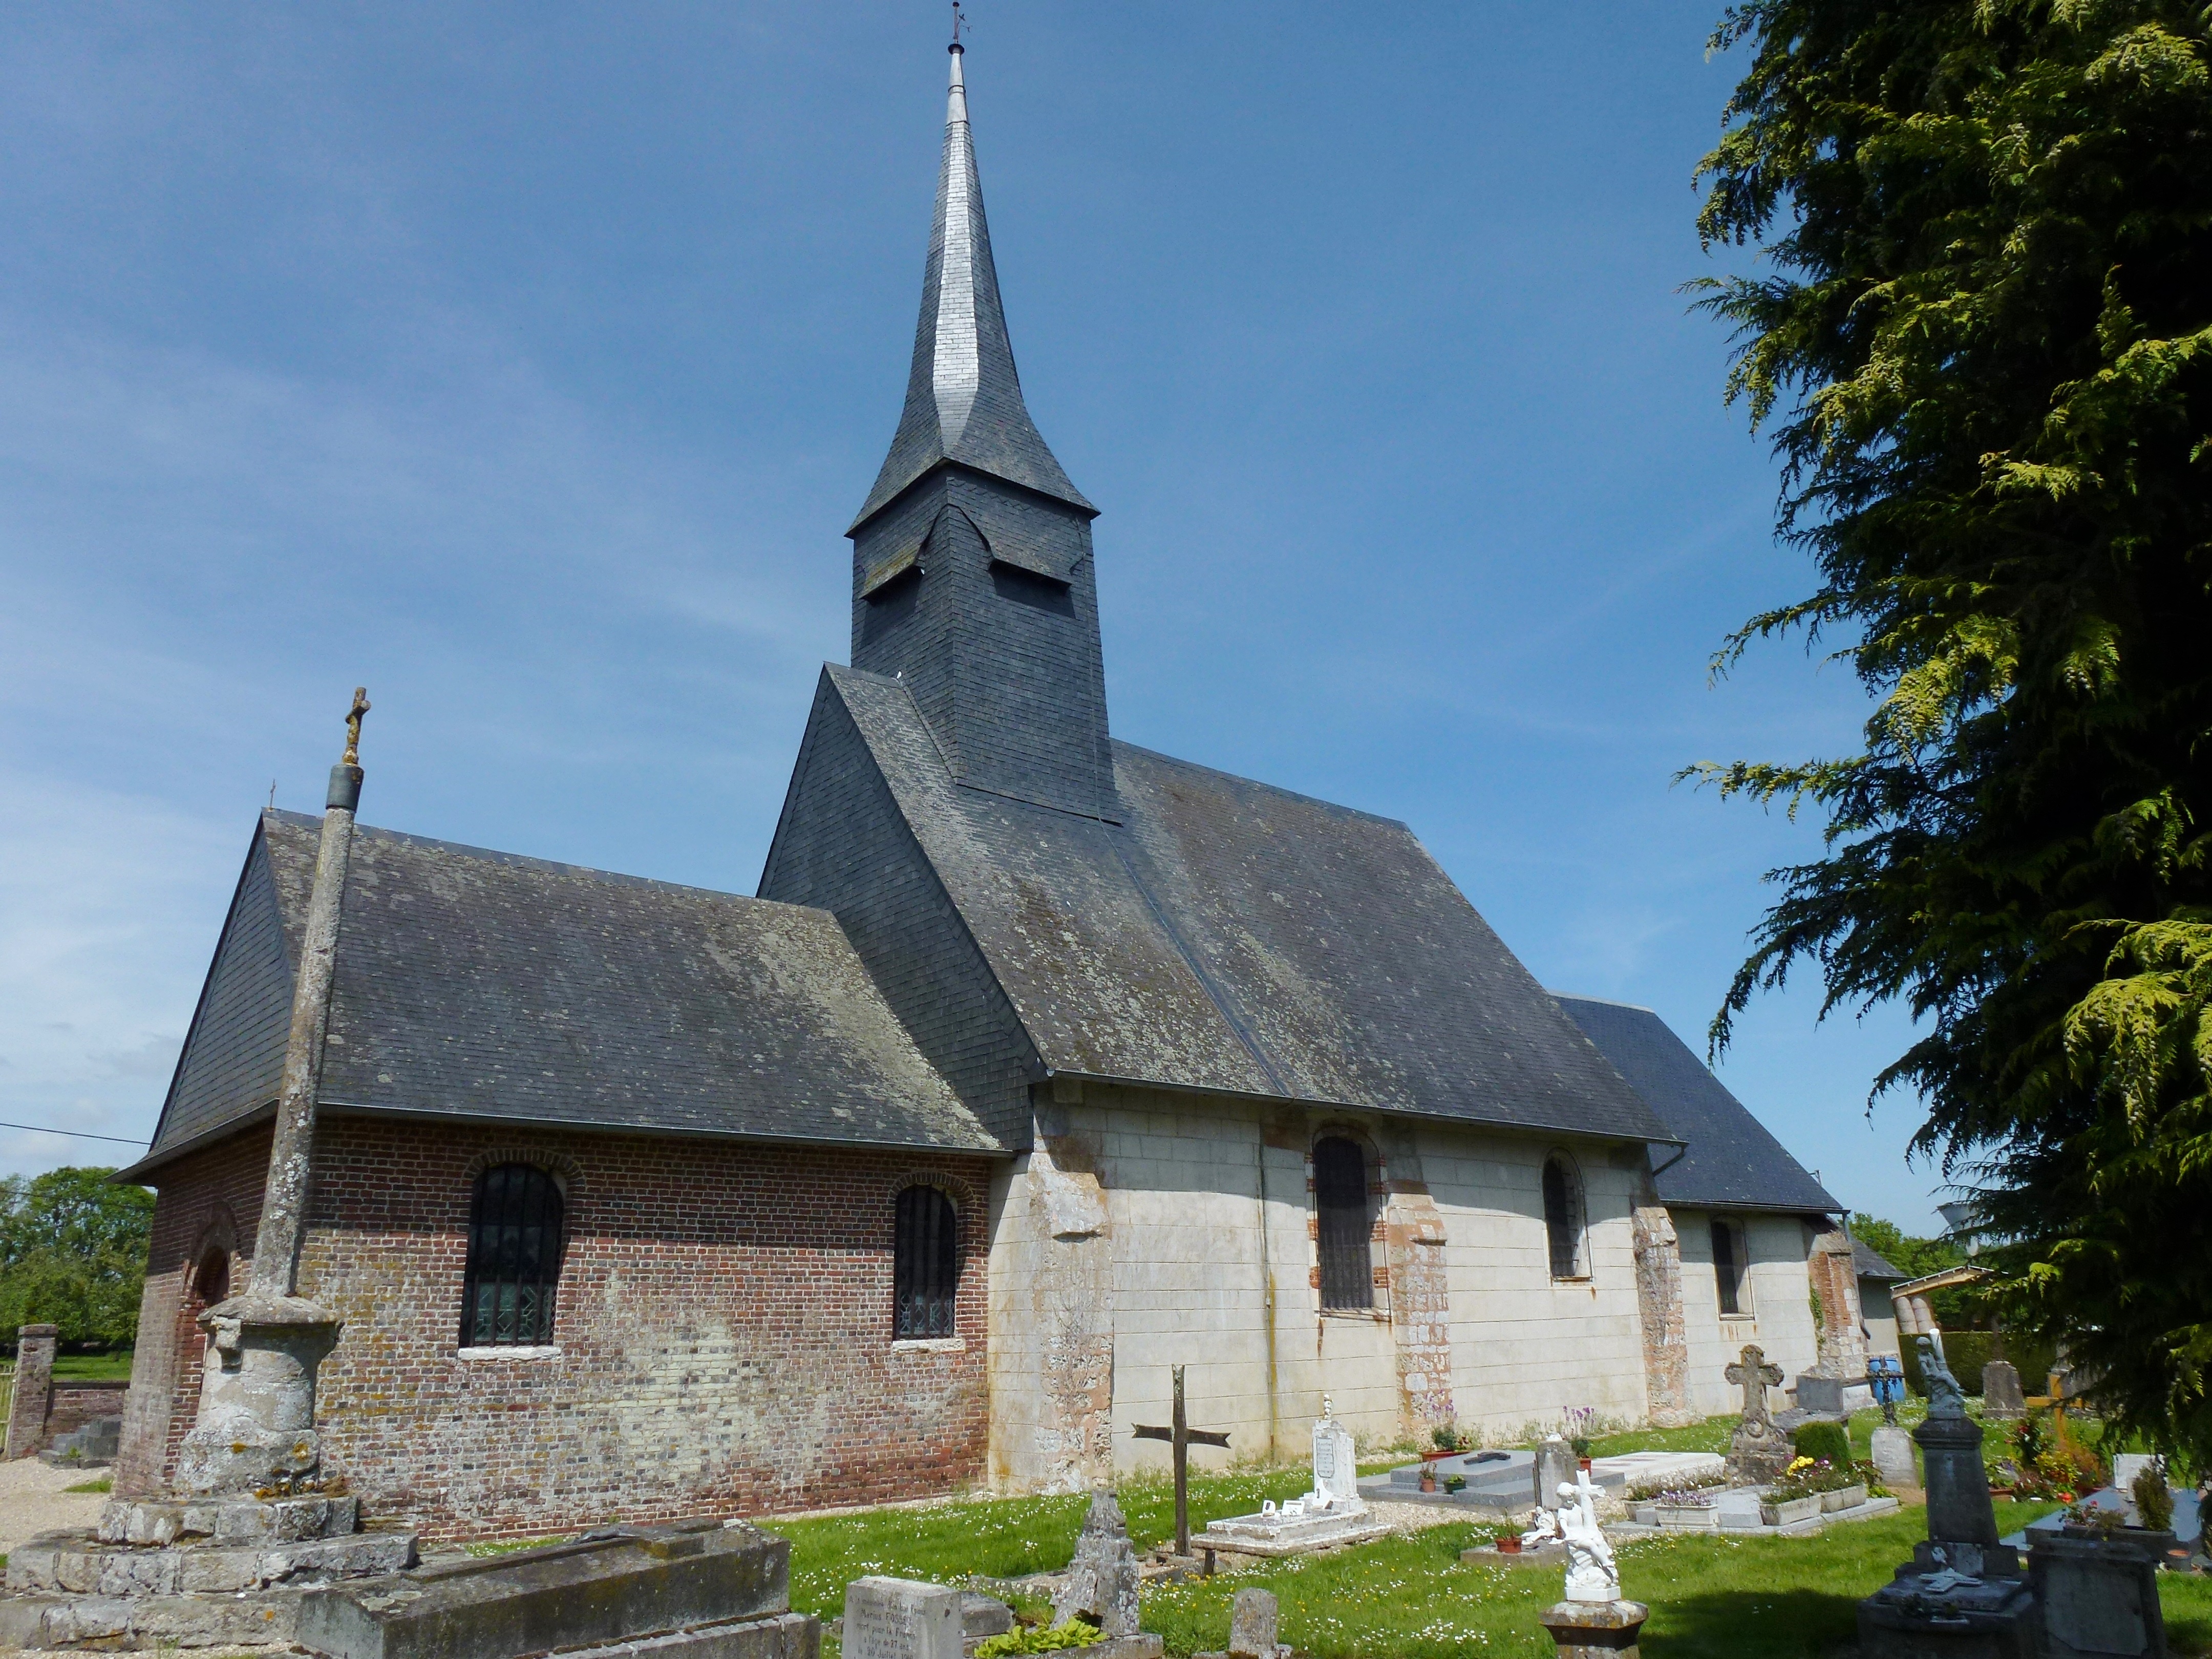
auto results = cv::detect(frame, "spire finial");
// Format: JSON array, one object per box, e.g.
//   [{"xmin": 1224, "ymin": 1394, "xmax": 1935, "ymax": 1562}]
[
  {"xmin": 342, "ymin": 687, "xmax": 370, "ymax": 767},
  {"xmin": 950, "ymin": 1, "xmax": 967, "ymax": 51}
]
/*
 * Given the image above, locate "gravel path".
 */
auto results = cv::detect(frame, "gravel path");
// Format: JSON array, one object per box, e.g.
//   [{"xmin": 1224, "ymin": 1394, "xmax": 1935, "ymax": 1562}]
[{"xmin": 0, "ymin": 1458, "xmax": 105, "ymax": 1557}]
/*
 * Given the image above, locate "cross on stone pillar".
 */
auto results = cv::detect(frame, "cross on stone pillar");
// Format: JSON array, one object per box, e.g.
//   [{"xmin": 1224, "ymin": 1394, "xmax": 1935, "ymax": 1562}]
[
  {"xmin": 1133, "ymin": 1365, "xmax": 1229, "ymax": 1558},
  {"xmin": 1725, "ymin": 1344, "xmax": 1783, "ymax": 1424}
]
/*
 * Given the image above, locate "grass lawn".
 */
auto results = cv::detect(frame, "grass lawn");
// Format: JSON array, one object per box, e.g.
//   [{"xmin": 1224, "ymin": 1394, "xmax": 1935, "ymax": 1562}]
[
  {"xmin": 46, "ymin": 1349, "xmax": 134, "ymax": 1381},
  {"xmin": 765, "ymin": 1481, "xmax": 2212, "ymax": 1658}
]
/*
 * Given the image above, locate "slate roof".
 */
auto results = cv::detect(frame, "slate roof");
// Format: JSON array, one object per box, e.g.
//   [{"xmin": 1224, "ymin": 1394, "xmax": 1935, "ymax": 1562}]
[
  {"xmin": 1551, "ymin": 993, "xmax": 1840, "ymax": 1214},
  {"xmin": 796, "ymin": 665, "xmax": 1675, "ymax": 1141},
  {"xmin": 852, "ymin": 46, "xmax": 1093, "ymax": 531},
  {"xmin": 135, "ymin": 810, "xmax": 995, "ymax": 1173},
  {"xmin": 1854, "ymin": 1238, "xmax": 1905, "ymax": 1281}
]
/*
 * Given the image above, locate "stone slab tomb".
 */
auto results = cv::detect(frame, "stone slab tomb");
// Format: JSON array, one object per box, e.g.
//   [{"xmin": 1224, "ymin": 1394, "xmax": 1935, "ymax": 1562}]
[{"xmin": 300, "ymin": 1519, "xmax": 814, "ymax": 1659}]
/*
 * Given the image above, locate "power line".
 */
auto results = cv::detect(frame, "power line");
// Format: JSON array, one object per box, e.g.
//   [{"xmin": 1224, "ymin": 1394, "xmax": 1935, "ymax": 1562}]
[{"xmin": 0, "ymin": 1120, "xmax": 145, "ymax": 1146}]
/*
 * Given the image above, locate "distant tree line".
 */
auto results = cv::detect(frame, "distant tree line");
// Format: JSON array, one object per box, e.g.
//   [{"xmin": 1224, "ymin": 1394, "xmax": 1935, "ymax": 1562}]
[{"xmin": 0, "ymin": 1167, "xmax": 153, "ymax": 1351}]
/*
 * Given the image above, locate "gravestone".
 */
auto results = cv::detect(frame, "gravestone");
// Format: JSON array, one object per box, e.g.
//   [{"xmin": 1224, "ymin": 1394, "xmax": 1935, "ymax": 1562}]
[
  {"xmin": 1054, "ymin": 1491, "xmax": 1141, "ymax": 1638},
  {"xmin": 1198, "ymin": 1397, "xmax": 1387, "ymax": 1558},
  {"xmin": 1228, "ymin": 1589, "xmax": 1283, "ymax": 1659},
  {"xmin": 1870, "ymin": 1426, "xmax": 1918, "ymax": 1492},
  {"xmin": 1982, "ymin": 1359, "xmax": 2027, "ymax": 1420},
  {"xmin": 2031, "ymin": 1532, "xmax": 2166, "ymax": 1659},
  {"xmin": 2112, "ymin": 1453, "xmax": 2156, "ymax": 1493},
  {"xmin": 1857, "ymin": 1338, "xmax": 2036, "ymax": 1658},
  {"xmin": 1311, "ymin": 1412, "xmax": 1358, "ymax": 1507},
  {"xmin": 1722, "ymin": 1345, "xmax": 1793, "ymax": 1485},
  {"xmin": 1533, "ymin": 1436, "xmax": 1578, "ymax": 1514},
  {"xmin": 847, "ymin": 1577, "xmax": 964, "ymax": 1659},
  {"xmin": 1793, "ymin": 1374, "xmax": 1847, "ymax": 1417}
]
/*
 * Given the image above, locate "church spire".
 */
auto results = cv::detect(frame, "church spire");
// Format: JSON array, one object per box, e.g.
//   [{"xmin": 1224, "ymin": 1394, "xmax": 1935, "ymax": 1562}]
[{"xmin": 850, "ymin": 37, "xmax": 1093, "ymax": 531}]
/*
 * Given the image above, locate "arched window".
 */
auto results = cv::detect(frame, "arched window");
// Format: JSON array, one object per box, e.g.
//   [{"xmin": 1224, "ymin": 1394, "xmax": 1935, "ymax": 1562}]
[
  {"xmin": 193, "ymin": 1247, "xmax": 230, "ymax": 1312},
  {"xmin": 1541, "ymin": 1154, "xmax": 1585, "ymax": 1280},
  {"xmin": 1314, "ymin": 1136, "xmax": 1374, "ymax": 1311},
  {"xmin": 460, "ymin": 1163, "xmax": 565, "ymax": 1348},
  {"xmin": 895, "ymin": 1184, "xmax": 958, "ymax": 1338},
  {"xmin": 1711, "ymin": 1219, "xmax": 1750, "ymax": 1315}
]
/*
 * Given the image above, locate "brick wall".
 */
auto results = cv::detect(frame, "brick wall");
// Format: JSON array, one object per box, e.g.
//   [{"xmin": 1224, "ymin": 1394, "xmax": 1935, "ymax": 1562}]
[
  {"xmin": 295, "ymin": 1117, "xmax": 994, "ymax": 1542},
  {"xmin": 116, "ymin": 1125, "xmax": 268, "ymax": 1496},
  {"xmin": 46, "ymin": 1381, "xmax": 130, "ymax": 1440}
]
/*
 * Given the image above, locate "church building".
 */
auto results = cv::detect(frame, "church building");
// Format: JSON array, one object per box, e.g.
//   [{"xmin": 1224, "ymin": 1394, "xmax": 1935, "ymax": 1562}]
[{"xmin": 113, "ymin": 45, "xmax": 1861, "ymax": 1540}]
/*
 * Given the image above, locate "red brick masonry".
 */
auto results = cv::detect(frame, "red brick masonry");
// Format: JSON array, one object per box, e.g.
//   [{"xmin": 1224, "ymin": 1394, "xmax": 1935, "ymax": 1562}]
[{"xmin": 124, "ymin": 1118, "xmax": 994, "ymax": 1541}]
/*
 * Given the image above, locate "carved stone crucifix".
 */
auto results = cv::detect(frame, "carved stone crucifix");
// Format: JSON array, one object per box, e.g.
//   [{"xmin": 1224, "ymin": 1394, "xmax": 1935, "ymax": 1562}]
[{"xmin": 1725, "ymin": 1344, "xmax": 1784, "ymax": 1426}]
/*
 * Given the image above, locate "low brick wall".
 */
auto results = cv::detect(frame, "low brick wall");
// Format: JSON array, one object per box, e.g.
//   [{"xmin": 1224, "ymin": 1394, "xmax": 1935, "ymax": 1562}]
[{"xmin": 46, "ymin": 1381, "xmax": 130, "ymax": 1440}]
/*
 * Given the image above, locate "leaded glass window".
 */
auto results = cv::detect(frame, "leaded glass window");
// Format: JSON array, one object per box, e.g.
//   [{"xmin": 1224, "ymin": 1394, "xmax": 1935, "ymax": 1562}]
[
  {"xmin": 1315, "ymin": 1136, "xmax": 1374, "ymax": 1311},
  {"xmin": 895, "ymin": 1184, "xmax": 958, "ymax": 1338},
  {"xmin": 460, "ymin": 1163, "xmax": 565, "ymax": 1348},
  {"xmin": 1542, "ymin": 1154, "xmax": 1585, "ymax": 1280}
]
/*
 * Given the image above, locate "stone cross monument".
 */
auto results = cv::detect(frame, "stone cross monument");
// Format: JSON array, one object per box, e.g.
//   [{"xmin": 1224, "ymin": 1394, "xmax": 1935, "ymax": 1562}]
[
  {"xmin": 1722, "ymin": 1343, "xmax": 1793, "ymax": 1485},
  {"xmin": 172, "ymin": 690, "xmax": 369, "ymax": 1503}
]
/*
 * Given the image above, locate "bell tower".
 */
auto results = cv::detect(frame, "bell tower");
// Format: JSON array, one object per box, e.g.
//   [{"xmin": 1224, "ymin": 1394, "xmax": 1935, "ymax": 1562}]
[{"xmin": 847, "ymin": 40, "xmax": 1113, "ymax": 820}]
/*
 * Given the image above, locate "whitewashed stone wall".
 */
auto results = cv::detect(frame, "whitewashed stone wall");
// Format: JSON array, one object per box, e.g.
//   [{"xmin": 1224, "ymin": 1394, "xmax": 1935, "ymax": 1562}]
[
  {"xmin": 1422, "ymin": 1132, "xmax": 1653, "ymax": 1435},
  {"xmin": 1672, "ymin": 1208, "xmax": 1820, "ymax": 1417},
  {"xmin": 1859, "ymin": 1279, "xmax": 1901, "ymax": 1358},
  {"xmin": 986, "ymin": 1082, "xmax": 1716, "ymax": 1490}
]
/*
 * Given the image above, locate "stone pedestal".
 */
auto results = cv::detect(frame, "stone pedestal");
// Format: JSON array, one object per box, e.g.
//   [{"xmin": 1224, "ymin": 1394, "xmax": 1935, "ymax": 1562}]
[
  {"xmin": 2030, "ymin": 1531, "xmax": 2168, "ymax": 1659},
  {"xmin": 5, "ymin": 1323, "xmax": 58, "ymax": 1458},
  {"xmin": 1919, "ymin": 1412, "xmax": 1999, "ymax": 1546},
  {"xmin": 1981, "ymin": 1360, "xmax": 2026, "ymax": 1420},
  {"xmin": 1539, "ymin": 1599, "xmax": 1647, "ymax": 1657},
  {"xmin": 175, "ymin": 1291, "xmax": 343, "ymax": 1497},
  {"xmin": 846, "ymin": 1577, "xmax": 964, "ymax": 1659},
  {"xmin": 1870, "ymin": 1426, "xmax": 1919, "ymax": 1492}
]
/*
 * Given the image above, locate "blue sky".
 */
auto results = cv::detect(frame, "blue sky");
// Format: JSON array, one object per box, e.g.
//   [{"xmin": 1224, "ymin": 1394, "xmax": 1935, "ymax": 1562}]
[{"xmin": 0, "ymin": 3, "xmax": 1953, "ymax": 1229}]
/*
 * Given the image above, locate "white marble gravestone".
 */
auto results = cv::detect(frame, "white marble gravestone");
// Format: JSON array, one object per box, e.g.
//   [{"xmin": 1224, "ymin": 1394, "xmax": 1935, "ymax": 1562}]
[
  {"xmin": 845, "ymin": 1578, "xmax": 964, "ymax": 1659},
  {"xmin": 1310, "ymin": 1411, "xmax": 1359, "ymax": 1508},
  {"xmin": 1199, "ymin": 1396, "xmax": 1388, "ymax": 1557}
]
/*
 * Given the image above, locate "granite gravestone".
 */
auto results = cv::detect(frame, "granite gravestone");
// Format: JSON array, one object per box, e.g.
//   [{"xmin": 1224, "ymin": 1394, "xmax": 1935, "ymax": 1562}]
[
  {"xmin": 1054, "ymin": 1491, "xmax": 1141, "ymax": 1639},
  {"xmin": 1982, "ymin": 1359, "xmax": 2027, "ymax": 1420},
  {"xmin": 2030, "ymin": 1531, "xmax": 2167, "ymax": 1659},
  {"xmin": 1533, "ymin": 1437, "xmax": 1578, "ymax": 1515},
  {"xmin": 1870, "ymin": 1427, "xmax": 1919, "ymax": 1492},
  {"xmin": 1857, "ymin": 1338, "xmax": 2036, "ymax": 1658},
  {"xmin": 847, "ymin": 1578, "xmax": 964, "ymax": 1659},
  {"xmin": 1228, "ymin": 1589, "xmax": 1284, "ymax": 1659}
]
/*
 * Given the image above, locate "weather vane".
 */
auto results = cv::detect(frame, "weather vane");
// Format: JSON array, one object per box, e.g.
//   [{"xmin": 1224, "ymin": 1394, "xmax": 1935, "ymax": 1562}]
[
  {"xmin": 951, "ymin": 1, "xmax": 968, "ymax": 48},
  {"xmin": 343, "ymin": 687, "xmax": 371, "ymax": 767}
]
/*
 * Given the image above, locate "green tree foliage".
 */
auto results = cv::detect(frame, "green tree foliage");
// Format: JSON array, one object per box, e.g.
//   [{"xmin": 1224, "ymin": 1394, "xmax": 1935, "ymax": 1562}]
[
  {"xmin": 0, "ymin": 1168, "xmax": 154, "ymax": 1349},
  {"xmin": 1690, "ymin": 0, "xmax": 2212, "ymax": 1460}
]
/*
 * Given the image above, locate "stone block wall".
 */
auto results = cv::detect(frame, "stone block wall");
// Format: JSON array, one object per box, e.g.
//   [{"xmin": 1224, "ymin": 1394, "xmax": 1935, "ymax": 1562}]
[
  {"xmin": 1672, "ymin": 1209, "xmax": 1821, "ymax": 1417},
  {"xmin": 296, "ymin": 1117, "xmax": 993, "ymax": 1540},
  {"xmin": 987, "ymin": 1082, "xmax": 1676, "ymax": 1492}
]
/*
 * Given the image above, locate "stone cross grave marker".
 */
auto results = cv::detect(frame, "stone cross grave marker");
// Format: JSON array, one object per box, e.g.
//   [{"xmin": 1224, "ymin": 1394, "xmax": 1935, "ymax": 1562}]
[
  {"xmin": 845, "ymin": 1577, "xmax": 965, "ymax": 1659},
  {"xmin": 1133, "ymin": 1364, "xmax": 1230, "ymax": 1557},
  {"xmin": 1724, "ymin": 1343, "xmax": 1794, "ymax": 1485},
  {"xmin": 1726, "ymin": 1344, "xmax": 1783, "ymax": 1426}
]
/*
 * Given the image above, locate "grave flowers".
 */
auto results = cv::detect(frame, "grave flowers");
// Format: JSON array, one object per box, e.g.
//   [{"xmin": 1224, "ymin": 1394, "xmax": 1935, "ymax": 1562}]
[
  {"xmin": 1562, "ymin": 1406, "xmax": 1597, "ymax": 1468},
  {"xmin": 974, "ymin": 1620, "xmax": 1103, "ymax": 1658}
]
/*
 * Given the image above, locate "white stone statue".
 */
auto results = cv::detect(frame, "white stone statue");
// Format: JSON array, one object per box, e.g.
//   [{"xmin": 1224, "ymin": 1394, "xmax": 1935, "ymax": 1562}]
[
  {"xmin": 1519, "ymin": 1506, "xmax": 1561, "ymax": 1549},
  {"xmin": 1557, "ymin": 1470, "xmax": 1621, "ymax": 1604}
]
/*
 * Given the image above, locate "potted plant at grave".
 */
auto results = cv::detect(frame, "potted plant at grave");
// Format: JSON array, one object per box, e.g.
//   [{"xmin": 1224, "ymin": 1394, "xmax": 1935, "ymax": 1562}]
[
  {"xmin": 1758, "ymin": 1458, "xmax": 1829, "ymax": 1528},
  {"xmin": 1564, "ymin": 1406, "xmax": 1597, "ymax": 1471},
  {"xmin": 1648, "ymin": 1485, "xmax": 1720, "ymax": 1530},
  {"xmin": 1443, "ymin": 1472, "xmax": 1466, "ymax": 1494}
]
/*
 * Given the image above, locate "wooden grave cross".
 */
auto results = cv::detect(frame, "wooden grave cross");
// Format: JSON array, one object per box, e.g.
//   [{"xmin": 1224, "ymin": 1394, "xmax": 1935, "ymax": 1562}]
[{"xmin": 1132, "ymin": 1364, "xmax": 1230, "ymax": 1558}]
